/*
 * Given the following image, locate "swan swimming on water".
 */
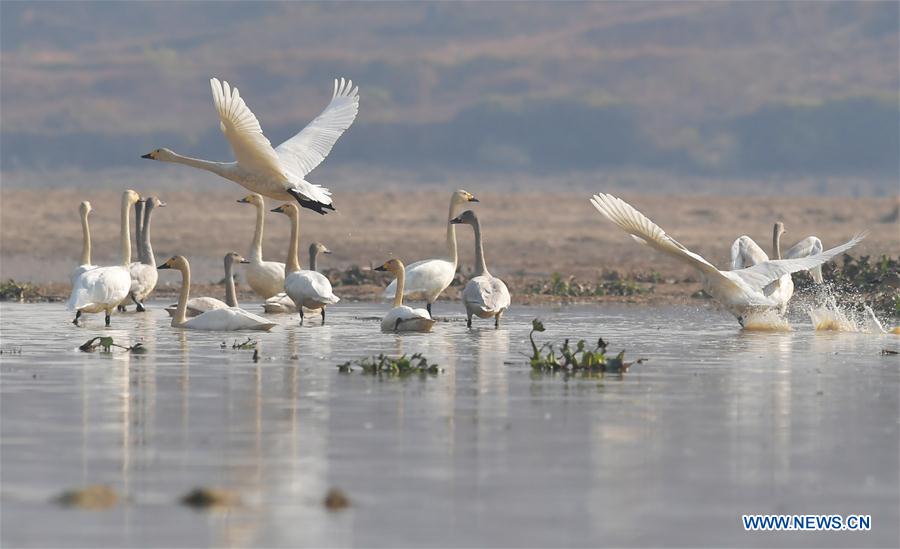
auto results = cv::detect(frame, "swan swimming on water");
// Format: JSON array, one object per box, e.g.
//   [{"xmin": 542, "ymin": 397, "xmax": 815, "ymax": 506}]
[
  {"xmin": 141, "ymin": 78, "xmax": 359, "ymax": 214},
  {"xmin": 164, "ymin": 252, "xmax": 248, "ymax": 318},
  {"xmin": 382, "ymin": 190, "xmax": 479, "ymax": 315},
  {"xmin": 158, "ymin": 255, "xmax": 276, "ymax": 331},
  {"xmin": 450, "ymin": 210, "xmax": 511, "ymax": 328},
  {"xmin": 589, "ymin": 193, "xmax": 867, "ymax": 326},
  {"xmin": 731, "ymin": 222, "xmax": 825, "ymax": 315},
  {"xmin": 271, "ymin": 203, "xmax": 340, "ymax": 324},
  {"xmin": 68, "ymin": 190, "xmax": 141, "ymax": 326},
  {"xmin": 376, "ymin": 258, "xmax": 436, "ymax": 333}
]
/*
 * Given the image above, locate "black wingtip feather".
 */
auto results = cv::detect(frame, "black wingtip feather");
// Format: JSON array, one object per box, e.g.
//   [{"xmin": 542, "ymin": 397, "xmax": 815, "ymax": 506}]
[{"xmin": 288, "ymin": 189, "xmax": 335, "ymax": 215}]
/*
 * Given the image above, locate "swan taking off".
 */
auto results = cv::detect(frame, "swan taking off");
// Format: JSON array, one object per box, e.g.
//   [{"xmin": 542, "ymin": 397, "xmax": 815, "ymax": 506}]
[
  {"xmin": 450, "ymin": 210, "xmax": 511, "ymax": 328},
  {"xmin": 271, "ymin": 203, "xmax": 340, "ymax": 324},
  {"xmin": 589, "ymin": 193, "xmax": 867, "ymax": 326},
  {"xmin": 68, "ymin": 190, "xmax": 141, "ymax": 326},
  {"xmin": 164, "ymin": 252, "xmax": 248, "ymax": 318},
  {"xmin": 158, "ymin": 256, "xmax": 276, "ymax": 331},
  {"xmin": 731, "ymin": 222, "xmax": 825, "ymax": 314},
  {"xmin": 382, "ymin": 190, "xmax": 479, "ymax": 315},
  {"xmin": 375, "ymin": 259, "xmax": 436, "ymax": 333},
  {"xmin": 142, "ymin": 78, "xmax": 359, "ymax": 215},
  {"xmin": 237, "ymin": 193, "xmax": 286, "ymax": 299}
]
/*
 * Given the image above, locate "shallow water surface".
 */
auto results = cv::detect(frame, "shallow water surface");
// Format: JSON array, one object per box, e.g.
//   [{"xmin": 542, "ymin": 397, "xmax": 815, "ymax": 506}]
[{"xmin": 1, "ymin": 302, "xmax": 898, "ymax": 548}]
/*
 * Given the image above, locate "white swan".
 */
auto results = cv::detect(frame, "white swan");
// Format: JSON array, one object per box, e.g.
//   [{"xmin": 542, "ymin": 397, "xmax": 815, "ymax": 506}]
[
  {"xmin": 382, "ymin": 190, "xmax": 479, "ymax": 315},
  {"xmin": 590, "ymin": 193, "xmax": 867, "ymax": 326},
  {"xmin": 142, "ymin": 78, "xmax": 359, "ymax": 215},
  {"xmin": 450, "ymin": 210, "xmax": 511, "ymax": 328},
  {"xmin": 158, "ymin": 255, "xmax": 276, "ymax": 331},
  {"xmin": 271, "ymin": 203, "xmax": 340, "ymax": 324},
  {"xmin": 71, "ymin": 201, "xmax": 96, "ymax": 282},
  {"xmin": 263, "ymin": 243, "xmax": 333, "ymax": 314},
  {"xmin": 164, "ymin": 252, "xmax": 247, "ymax": 318},
  {"xmin": 375, "ymin": 258, "xmax": 436, "ymax": 333},
  {"xmin": 236, "ymin": 193, "xmax": 287, "ymax": 299},
  {"xmin": 67, "ymin": 190, "xmax": 141, "ymax": 326},
  {"xmin": 121, "ymin": 196, "xmax": 165, "ymax": 312},
  {"xmin": 731, "ymin": 222, "xmax": 825, "ymax": 314}
]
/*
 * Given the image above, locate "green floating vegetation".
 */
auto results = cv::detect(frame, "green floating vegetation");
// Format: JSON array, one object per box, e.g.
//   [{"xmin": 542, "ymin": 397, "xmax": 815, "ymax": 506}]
[
  {"xmin": 79, "ymin": 337, "xmax": 145, "ymax": 353},
  {"xmin": 223, "ymin": 338, "xmax": 258, "ymax": 350},
  {"xmin": 338, "ymin": 353, "xmax": 442, "ymax": 377},
  {"xmin": 0, "ymin": 279, "xmax": 39, "ymax": 302},
  {"xmin": 528, "ymin": 319, "xmax": 643, "ymax": 377},
  {"xmin": 526, "ymin": 271, "xmax": 653, "ymax": 297}
]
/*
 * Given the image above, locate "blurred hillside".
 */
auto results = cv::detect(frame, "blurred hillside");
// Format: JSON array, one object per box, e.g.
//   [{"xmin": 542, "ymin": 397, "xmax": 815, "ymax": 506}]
[{"xmin": 1, "ymin": 1, "xmax": 898, "ymax": 194}]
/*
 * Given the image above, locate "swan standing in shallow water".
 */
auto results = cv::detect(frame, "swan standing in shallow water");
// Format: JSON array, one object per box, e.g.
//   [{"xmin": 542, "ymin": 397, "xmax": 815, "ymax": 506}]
[
  {"xmin": 122, "ymin": 196, "xmax": 165, "ymax": 312},
  {"xmin": 375, "ymin": 259, "xmax": 436, "ymax": 333},
  {"xmin": 71, "ymin": 201, "xmax": 96, "ymax": 282},
  {"xmin": 382, "ymin": 190, "xmax": 479, "ymax": 315},
  {"xmin": 164, "ymin": 252, "xmax": 247, "ymax": 318},
  {"xmin": 731, "ymin": 222, "xmax": 825, "ymax": 315},
  {"xmin": 68, "ymin": 190, "xmax": 141, "ymax": 326},
  {"xmin": 271, "ymin": 203, "xmax": 340, "ymax": 324},
  {"xmin": 236, "ymin": 193, "xmax": 286, "ymax": 299},
  {"xmin": 264, "ymin": 243, "xmax": 334, "ymax": 314},
  {"xmin": 590, "ymin": 193, "xmax": 867, "ymax": 326},
  {"xmin": 141, "ymin": 78, "xmax": 359, "ymax": 214},
  {"xmin": 158, "ymin": 256, "xmax": 276, "ymax": 331},
  {"xmin": 450, "ymin": 210, "xmax": 511, "ymax": 328}
]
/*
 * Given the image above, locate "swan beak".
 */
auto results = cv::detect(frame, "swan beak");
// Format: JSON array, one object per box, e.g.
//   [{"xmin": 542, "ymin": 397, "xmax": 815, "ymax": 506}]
[
  {"xmin": 374, "ymin": 265, "xmax": 386, "ymax": 272},
  {"xmin": 468, "ymin": 196, "xmax": 479, "ymax": 202},
  {"xmin": 157, "ymin": 200, "xmax": 167, "ymax": 207},
  {"xmin": 450, "ymin": 216, "xmax": 463, "ymax": 224},
  {"xmin": 141, "ymin": 153, "xmax": 153, "ymax": 159},
  {"xmin": 323, "ymin": 250, "xmax": 332, "ymax": 255},
  {"xmin": 270, "ymin": 206, "xmax": 285, "ymax": 213},
  {"xmin": 237, "ymin": 197, "xmax": 249, "ymax": 204},
  {"xmin": 157, "ymin": 264, "xmax": 171, "ymax": 270},
  {"xmin": 239, "ymin": 259, "xmax": 251, "ymax": 264}
]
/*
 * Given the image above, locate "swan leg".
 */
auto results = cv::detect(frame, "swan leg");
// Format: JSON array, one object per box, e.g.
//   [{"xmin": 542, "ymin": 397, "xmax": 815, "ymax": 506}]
[
  {"xmin": 298, "ymin": 309, "xmax": 304, "ymax": 325},
  {"xmin": 72, "ymin": 310, "xmax": 82, "ymax": 325},
  {"xmin": 494, "ymin": 312, "xmax": 502, "ymax": 328},
  {"xmin": 394, "ymin": 318, "xmax": 403, "ymax": 332},
  {"xmin": 426, "ymin": 302, "xmax": 432, "ymax": 316},
  {"xmin": 466, "ymin": 315, "xmax": 472, "ymax": 329},
  {"xmin": 131, "ymin": 293, "xmax": 146, "ymax": 312},
  {"xmin": 320, "ymin": 307, "xmax": 326, "ymax": 324},
  {"xmin": 117, "ymin": 304, "xmax": 126, "ymax": 312},
  {"xmin": 105, "ymin": 311, "xmax": 111, "ymax": 327}
]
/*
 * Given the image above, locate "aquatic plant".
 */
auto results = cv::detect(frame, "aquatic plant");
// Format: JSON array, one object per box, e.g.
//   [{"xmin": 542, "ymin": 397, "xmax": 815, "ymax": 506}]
[
  {"xmin": 0, "ymin": 279, "xmax": 39, "ymax": 302},
  {"xmin": 796, "ymin": 254, "xmax": 899, "ymax": 316},
  {"xmin": 337, "ymin": 353, "xmax": 441, "ymax": 377},
  {"xmin": 525, "ymin": 272, "xmax": 651, "ymax": 297},
  {"xmin": 79, "ymin": 337, "xmax": 145, "ymax": 353},
  {"xmin": 227, "ymin": 338, "xmax": 258, "ymax": 350},
  {"xmin": 528, "ymin": 318, "xmax": 642, "ymax": 377}
]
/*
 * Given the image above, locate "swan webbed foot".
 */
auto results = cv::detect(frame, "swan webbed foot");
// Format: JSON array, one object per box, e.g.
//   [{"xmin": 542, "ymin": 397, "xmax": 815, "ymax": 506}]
[
  {"xmin": 136, "ymin": 303, "xmax": 146, "ymax": 313},
  {"xmin": 105, "ymin": 312, "xmax": 111, "ymax": 327}
]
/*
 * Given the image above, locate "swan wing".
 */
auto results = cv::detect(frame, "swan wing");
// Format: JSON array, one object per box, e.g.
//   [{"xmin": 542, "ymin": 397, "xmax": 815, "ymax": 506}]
[
  {"xmin": 590, "ymin": 194, "xmax": 720, "ymax": 277},
  {"xmin": 784, "ymin": 236, "xmax": 825, "ymax": 283},
  {"xmin": 286, "ymin": 271, "xmax": 340, "ymax": 304},
  {"xmin": 185, "ymin": 307, "xmax": 276, "ymax": 331},
  {"xmin": 275, "ymin": 78, "xmax": 359, "ymax": 179},
  {"xmin": 68, "ymin": 266, "xmax": 131, "ymax": 310},
  {"xmin": 210, "ymin": 78, "xmax": 283, "ymax": 176},
  {"xmin": 731, "ymin": 232, "xmax": 866, "ymax": 290},
  {"xmin": 464, "ymin": 276, "xmax": 510, "ymax": 312},
  {"xmin": 730, "ymin": 236, "xmax": 768, "ymax": 269},
  {"xmin": 382, "ymin": 259, "xmax": 455, "ymax": 297}
]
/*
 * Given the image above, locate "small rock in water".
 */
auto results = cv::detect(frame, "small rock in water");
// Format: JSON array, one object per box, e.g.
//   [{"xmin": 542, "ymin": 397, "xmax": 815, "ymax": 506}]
[
  {"xmin": 324, "ymin": 488, "xmax": 350, "ymax": 511},
  {"xmin": 55, "ymin": 485, "xmax": 118, "ymax": 510},
  {"xmin": 180, "ymin": 487, "xmax": 240, "ymax": 509}
]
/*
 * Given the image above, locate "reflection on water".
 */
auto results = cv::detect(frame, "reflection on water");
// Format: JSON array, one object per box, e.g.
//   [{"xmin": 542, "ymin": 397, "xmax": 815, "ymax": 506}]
[{"xmin": 1, "ymin": 302, "xmax": 897, "ymax": 548}]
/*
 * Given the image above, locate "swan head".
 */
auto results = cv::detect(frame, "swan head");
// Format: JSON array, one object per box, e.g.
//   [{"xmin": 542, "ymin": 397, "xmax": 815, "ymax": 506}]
[
  {"xmin": 157, "ymin": 255, "xmax": 187, "ymax": 271},
  {"xmin": 449, "ymin": 210, "xmax": 477, "ymax": 226},
  {"xmin": 79, "ymin": 201, "xmax": 92, "ymax": 217},
  {"xmin": 374, "ymin": 258, "xmax": 404, "ymax": 274},
  {"xmin": 310, "ymin": 242, "xmax": 331, "ymax": 256},
  {"xmin": 224, "ymin": 251, "xmax": 248, "ymax": 267},
  {"xmin": 122, "ymin": 189, "xmax": 141, "ymax": 207},
  {"xmin": 452, "ymin": 189, "xmax": 479, "ymax": 205},
  {"xmin": 141, "ymin": 148, "xmax": 176, "ymax": 162},
  {"xmin": 270, "ymin": 203, "xmax": 298, "ymax": 216},
  {"xmin": 145, "ymin": 196, "xmax": 166, "ymax": 211},
  {"xmin": 773, "ymin": 221, "xmax": 786, "ymax": 237},
  {"xmin": 237, "ymin": 193, "xmax": 264, "ymax": 206}
]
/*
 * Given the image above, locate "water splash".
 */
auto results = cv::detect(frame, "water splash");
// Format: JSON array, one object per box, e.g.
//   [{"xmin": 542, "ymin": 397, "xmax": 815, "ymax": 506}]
[
  {"xmin": 805, "ymin": 293, "xmax": 895, "ymax": 334},
  {"xmin": 741, "ymin": 309, "xmax": 791, "ymax": 332}
]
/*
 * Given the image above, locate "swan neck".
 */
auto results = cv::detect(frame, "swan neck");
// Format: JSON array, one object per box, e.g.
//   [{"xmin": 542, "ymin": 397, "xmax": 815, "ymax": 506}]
[
  {"xmin": 173, "ymin": 262, "xmax": 190, "ymax": 327},
  {"xmin": 309, "ymin": 248, "xmax": 318, "ymax": 272},
  {"xmin": 119, "ymin": 196, "xmax": 132, "ymax": 266},
  {"xmin": 471, "ymin": 219, "xmax": 489, "ymax": 277},
  {"xmin": 773, "ymin": 226, "xmax": 783, "ymax": 260},
  {"xmin": 285, "ymin": 208, "xmax": 302, "ymax": 273},
  {"xmin": 393, "ymin": 267, "xmax": 405, "ymax": 308},
  {"xmin": 141, "ymin": 203, "xmax": 156, "ymax": 267},
  {"xmin": 134, "ymin": 201, "xmax": 144, "ymax": 263},
  {"xmin": 445, "ymin": 200, "xmax": 460, "ymax": 266},
  {"xmin": 80, "ymin": 209, "xmax": 91, "ymax": 266},
  {"xmin": 249, "ymin": 200, "xmax": 264, "ymax": 262},
  {"xmin": 166, "ymin": 151, "xmax": 228, "ymax": 177},
  {"xmin": 224, "ymin": 257, "xmax": 238, "ymax": 307}
]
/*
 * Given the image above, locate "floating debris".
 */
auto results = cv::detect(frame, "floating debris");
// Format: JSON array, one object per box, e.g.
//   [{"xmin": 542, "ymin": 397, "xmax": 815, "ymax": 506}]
[
  {"xmin": 323, "ymin": 488, "xmax": 351, "ymax": 511},
  {"xmin": 79, "ymin": 337, "xmax": 144, "ymax": 353},
  {"xmin": 55, "ymin": 485, "xmax": 118, "ymax": 510},
  {"xmin": 527, "ymin": 318, "xmax": 643, "ymax": 377},
  {"xmin": 231, "ymin": 338, "xmax": 258, "ymax": 350},
  {"xmin": 882, "ymin": 349, "xmax": 898, "ymax": 356},
  {"xmin": 338, "ymin": 353, "xmax": 441, "ymax": 377},
  {"xmin": 180, "ymin": 487, "xmax": 240, "ymax": 509}
]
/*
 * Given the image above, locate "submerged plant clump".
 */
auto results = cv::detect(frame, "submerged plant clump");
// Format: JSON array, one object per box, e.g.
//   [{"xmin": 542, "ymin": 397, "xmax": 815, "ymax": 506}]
[
  {"xmin": 338, "ymin": 353, "xmax": 441, "ymax": 377},
  {"xmin": 527, "ymin": 319, "xmax": 642, "ymax": 378}
]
